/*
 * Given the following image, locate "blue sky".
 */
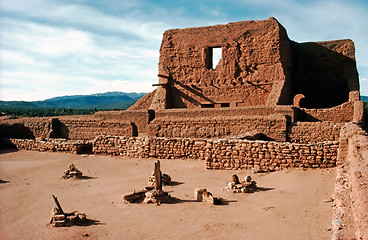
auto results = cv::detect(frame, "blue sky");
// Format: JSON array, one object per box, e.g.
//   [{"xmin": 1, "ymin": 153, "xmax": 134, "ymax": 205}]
[{"xmin": 1, "ymin": 0, "xmax": 367, "ymax": 101}]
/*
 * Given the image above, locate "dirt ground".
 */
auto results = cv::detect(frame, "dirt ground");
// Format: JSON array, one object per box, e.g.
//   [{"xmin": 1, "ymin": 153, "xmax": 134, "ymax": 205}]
[{"xmin": 0, "ymin": 150, "xmax": 336, "ymax": 240}]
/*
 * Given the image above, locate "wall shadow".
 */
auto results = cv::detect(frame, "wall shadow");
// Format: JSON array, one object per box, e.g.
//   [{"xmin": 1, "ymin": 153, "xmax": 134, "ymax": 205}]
[
  {"xmin": 49, "ymin": 118, "xmax": 69, "ymax": 139},
  {"xmin": 0, "ymin": 123, "xmax": 35, "ymax": 139},
  {"xmin": 290, "ymin": 41, "xmax": 358, "ymax": 109}
]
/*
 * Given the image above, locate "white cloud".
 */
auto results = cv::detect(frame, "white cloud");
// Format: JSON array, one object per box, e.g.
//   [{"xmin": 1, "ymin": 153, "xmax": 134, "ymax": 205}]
[
  {"xmin": 1, "ymin": 0, "xmax": 368, "ymax": 100},
  {"xmin": 88, "ymin": 79, "xmax": 155, "ymax": 94},
  {"xmin": 1, "ymin": 0, "xmax": 167, "ymax": 41}
]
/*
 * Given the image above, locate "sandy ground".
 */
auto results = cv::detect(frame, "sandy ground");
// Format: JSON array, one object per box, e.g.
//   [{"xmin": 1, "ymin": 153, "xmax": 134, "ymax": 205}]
[{"xmin": 0, "ymin": 150, "xmax": 336, "ymax": 240}]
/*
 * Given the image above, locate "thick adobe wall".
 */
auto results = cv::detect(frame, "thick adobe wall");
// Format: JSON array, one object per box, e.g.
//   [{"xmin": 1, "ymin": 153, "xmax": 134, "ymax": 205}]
[
  {"xmin": 0, "ymin": 115, "xmax": 136, "ymax": 140},
  {"xmin": 0, "ymin": 117, "xmax": 52, "ymax": 139},
  {"xmin": 333, "ymin": 124, "xmax": 368, "ymax": 239},
  {"xmin": 154, "ymin": 105, "xmax": 295, "ymax": 120},
  {"xmin": 288, "ymin": 122, "xmax": 342, "ymax": 143},
  {"xmin": 94, "ymin": 110, "xmax": 150, "ymax": 134},
  {"xmin": 290, "ymin": 39, "xmax": 359, "ymax": 109},
  {"xmin": 153, "ymin": 17, "xmax": 293, "ymax": 109},
  {"xmin": 57, "ymin": 116, "xmax": 135, "ymax": 140},
  {"xmin": 148, "ymin": 106, "xmax": 295, "ymax": 141},
  {"xmin": 149, "ymin": 115, "xmax": 287, "ymax": 142},
  {"xmin": 297, "ymin": 102, "xmax": 355, "ymax": 122}
]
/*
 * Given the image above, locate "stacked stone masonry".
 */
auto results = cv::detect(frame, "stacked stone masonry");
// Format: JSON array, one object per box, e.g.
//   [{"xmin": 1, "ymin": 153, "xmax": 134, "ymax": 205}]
[
  {"xmin": 288, "ymin": 121, "xmax": 343, "ymax": 143},
  {"xmin": 10, "ymin": 136, "xmax": 339, "ymax": 172},
  {"xmin": 9, "ymin": 138, "xmax": 91, "ymax": 154},
  {"xmin": 92, "ymin": 136, "xmax": 338, "ymax": 171}
]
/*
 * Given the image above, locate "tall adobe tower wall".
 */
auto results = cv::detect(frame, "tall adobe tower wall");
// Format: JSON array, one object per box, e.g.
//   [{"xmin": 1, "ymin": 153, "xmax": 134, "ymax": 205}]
[{"xmin": 151, "ymin": 17, "xmax": 293, "ymax": 110}]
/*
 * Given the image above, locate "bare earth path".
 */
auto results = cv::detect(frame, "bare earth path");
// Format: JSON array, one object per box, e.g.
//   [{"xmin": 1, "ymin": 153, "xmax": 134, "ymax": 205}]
[{"xmin": 0, "ymin": 150, "xmax": 335, "ymax": 240}]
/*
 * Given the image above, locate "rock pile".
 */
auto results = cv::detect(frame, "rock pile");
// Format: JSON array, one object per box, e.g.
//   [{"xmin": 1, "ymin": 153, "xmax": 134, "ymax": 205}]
[
  {"xmin": 49, "ymin": 195, "xmax": 88, "ymax": 227},
  {"xmin": 194, "ymin": 187, "xmax": 222, "ymax": 205},
  {"xmin": 227, "ymin": 174, "xmax": 257, "ymax": 193},
  {"xmin": 123, "ymin": 160, "xmax": 172, "ymax": 205},
  {"xmin": 148, "ymin": 172, "xmax": 171, "ymax": 186},
  {"xmin": 62, "ymin": 163, "xmax": 83, "ymax": 179},
  {"xmin": 143, "ymin": 189, "xmax": 171, "ymax": 204}
]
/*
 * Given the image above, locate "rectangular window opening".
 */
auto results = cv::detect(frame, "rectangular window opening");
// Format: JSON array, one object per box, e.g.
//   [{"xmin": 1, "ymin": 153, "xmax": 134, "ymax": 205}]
[
  {"xmin": 204, "ymin": 47, "xmax": 222, "ymax": 69},
  {"xmin": 212, "ymin": 47, "xmax": 222, "ymax": 69}
]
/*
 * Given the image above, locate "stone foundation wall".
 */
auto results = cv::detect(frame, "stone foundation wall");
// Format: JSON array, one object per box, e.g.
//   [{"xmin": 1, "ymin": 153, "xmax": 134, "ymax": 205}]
[
  {"xmin": 8, "ymin": 135, "xmax": 339, "ymax": 172},
  {"xmin": 9, "ymin": 138, "xmax": 91, "ymax": 154},
  {"xmin": 204, "ymin": 139, "xmax": 338, "ymax": 171},
  {"xmin": 92, "ymin": 135, "xmax": 150, "ymax": 158},
  {"xmin": 92, "ymin": 135, "xmax": 338, "ymax": 172},
  {"xmin": 149, "ymin": 115, "xmax": 288, "ymax": 141},
  {"xmin": 288, "ymin": 121, "xmax": 342, "ymax": 143}
]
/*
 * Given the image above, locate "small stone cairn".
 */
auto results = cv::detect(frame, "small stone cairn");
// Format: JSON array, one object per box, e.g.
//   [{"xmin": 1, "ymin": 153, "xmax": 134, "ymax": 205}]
[
  {"xmin": 62, "ymin": 163, "xmax": 83, "ymax": 179},
  {"xmin": 49, "ymin": 195, "xmax": 88, "ymax": 227},
  {"xmin": 148, "ymin": 172, "xmax": 172, "ymax": 186},
  {"xmin": 227, "ymin": 174, "xmax": 257, "ymax": 193},
  {"xmin": 194, "ymin": 187, "xmax": 222, "ymax": 205},
  {"xmin": 123, "ymin": 160, "xmax": 171, "ymax": 205}
]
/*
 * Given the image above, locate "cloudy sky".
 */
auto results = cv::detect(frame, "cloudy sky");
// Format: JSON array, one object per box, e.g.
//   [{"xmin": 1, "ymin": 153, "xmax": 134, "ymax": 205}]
[{"xmin": 1, "ymin": 0, "xmax": 367, "ymax": 101}]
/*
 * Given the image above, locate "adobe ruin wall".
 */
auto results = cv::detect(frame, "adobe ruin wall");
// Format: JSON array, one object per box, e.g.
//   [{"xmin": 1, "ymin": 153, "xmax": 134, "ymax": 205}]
[
  {"xmin": 148, "ymin": 114, "xmax": 287, "ymax": 141},
  {"xmin": 8, "ymin": 138, "xmax": 90, "ymax": 154},
  {"xmin": 152, "ymin": 17, "xmax": 292, "ymax": 110},
  {"xmin": 0, "ymin": 115, "xmax": 136, "ymax": 140},
  {"xmin": 299, "ymin": 102, "xmax": 355, "ymax": 122},
  {"xmin": 9, "ymin": 135, "xmax": 338, "ymax": 172},
  {"xmin": 332, "ymin": 123, "xmax": 368, "ymax": 239},
  {"xmin": 288, "ymin": 122, "xmax": 342, "ymax": 144}
]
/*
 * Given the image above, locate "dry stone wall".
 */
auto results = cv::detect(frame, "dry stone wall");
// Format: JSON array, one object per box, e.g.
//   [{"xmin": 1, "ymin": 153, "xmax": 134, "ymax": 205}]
[
  {"xmin": 9, "ymin": 138, "xmax": 91, "ymax": 154},
  {"xmin": 92, "ymin": 135, "xmax": 338, "ymax": 172},
  {"xmin": 93, "ymin": 136, "xmax": 150, "ymax": 158},
  {"xmin": 204, "ymin": 139, "xmax": 338, "ymax": 171}
]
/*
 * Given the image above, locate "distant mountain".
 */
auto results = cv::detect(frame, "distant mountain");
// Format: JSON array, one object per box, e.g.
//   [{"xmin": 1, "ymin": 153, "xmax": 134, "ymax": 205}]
[
  {"xmin": 361, "ymin": 96, "xmax": 368, "ymax": 102},
  {"xmin": 0, "ymin": 92, "xmax": 147, "ymax": 110}
]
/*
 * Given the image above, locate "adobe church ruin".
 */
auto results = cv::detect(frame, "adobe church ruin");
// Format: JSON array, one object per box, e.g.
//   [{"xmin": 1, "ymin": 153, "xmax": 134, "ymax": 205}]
[
  {"xmin": 1, "ymin": 17, "xmax": 367, "ymax": 239},
  {"xmin": 150, "ymin": 17, "xmax": 359, "ymax": 110}
]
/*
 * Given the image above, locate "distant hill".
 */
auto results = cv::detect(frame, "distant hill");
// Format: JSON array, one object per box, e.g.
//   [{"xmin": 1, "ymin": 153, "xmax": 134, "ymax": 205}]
[{"xmin": 0, "ymin": 92, "xmax": 147, "ymax": 110}]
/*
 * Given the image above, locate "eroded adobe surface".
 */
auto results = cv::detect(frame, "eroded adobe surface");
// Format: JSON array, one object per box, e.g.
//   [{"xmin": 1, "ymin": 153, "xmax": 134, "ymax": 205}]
[
  {"xmin": 148, "ymin": 17, "xmax": 359, "ymax": 111},
  {"xmin": 151, "ymin": 17, "xmax": 292, "ymax": 110}
]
